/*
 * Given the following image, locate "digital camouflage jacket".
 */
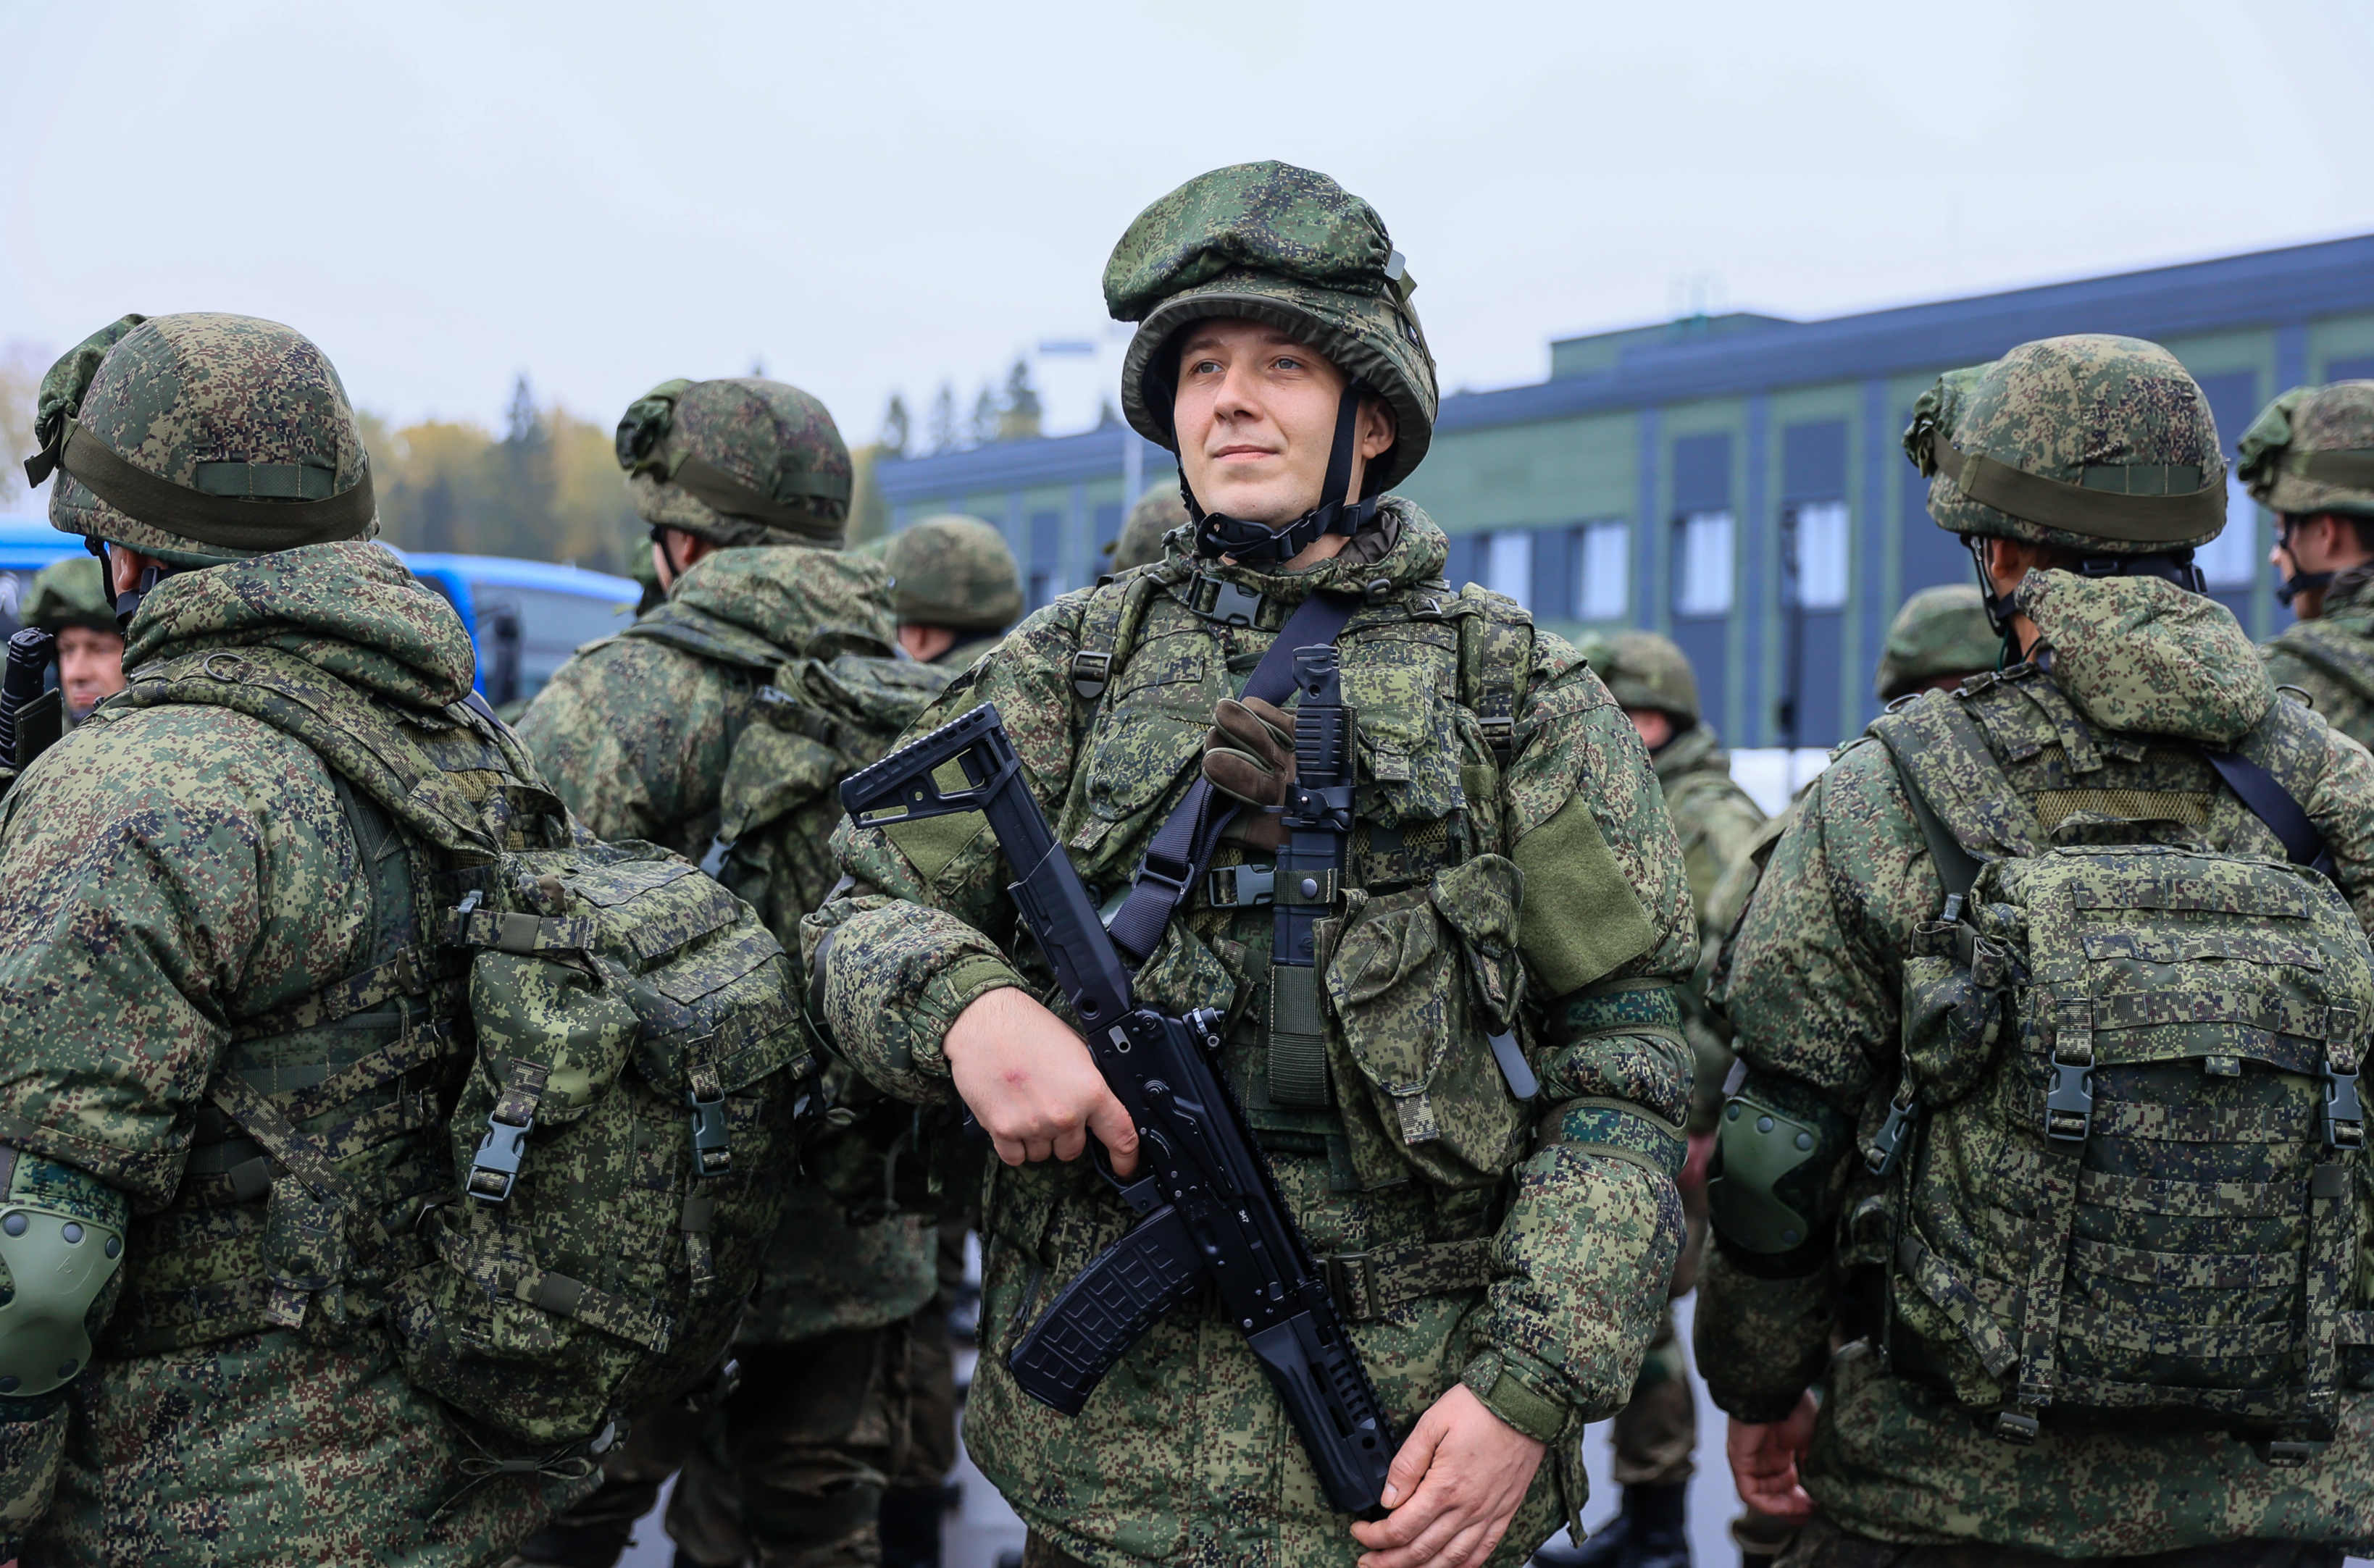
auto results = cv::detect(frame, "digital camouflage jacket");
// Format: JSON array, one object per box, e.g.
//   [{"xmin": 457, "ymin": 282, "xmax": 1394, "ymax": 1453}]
[
  {"xmin": 1651, "ymin": 724, "xmax": 1766, "ymax": 1131},
  {"xmin": 515, "ymin": 545, "xmax": 936, "ymax": 1343},
  {"xmin": 2262, "ymin": 566, "xmax": 2374, "ymax": 752},
  {"xmin": 0, "ymin": 542, "xmax": 587, "ymax": 1567},
  {"xmin": 806, "ymin": 500, "xmax": 1698, "ymax": 1568},
  {"xmin": 1702, "ymin": 569, "xmax": 2374, "ymax": 1555}
]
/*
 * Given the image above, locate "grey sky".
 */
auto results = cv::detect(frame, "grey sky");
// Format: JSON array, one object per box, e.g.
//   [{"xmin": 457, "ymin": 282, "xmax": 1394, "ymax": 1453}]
[{"xmin": 5, "ymin": 0, "xmax": 2369, "ymax": 444}]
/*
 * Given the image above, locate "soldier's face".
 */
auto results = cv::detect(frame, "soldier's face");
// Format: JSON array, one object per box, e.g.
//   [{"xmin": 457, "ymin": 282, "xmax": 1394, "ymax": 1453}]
[
  {"xmin": 1172, "ymin": 319, "xmax": 1394, "ymax": 527},
  {"xmin": 54, "ymin": 624, "xmax": 125, "ymax": 718}
]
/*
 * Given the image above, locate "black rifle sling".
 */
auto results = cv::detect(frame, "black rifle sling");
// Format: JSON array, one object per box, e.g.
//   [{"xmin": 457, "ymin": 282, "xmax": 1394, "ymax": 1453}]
[
  {"xmin": 1106, "ymin": 590, "xmax": 1359, "ymax": 966},
  {"xmin": 2199, "ymin": 746, "xmax": 2336, "ymax": 877}
]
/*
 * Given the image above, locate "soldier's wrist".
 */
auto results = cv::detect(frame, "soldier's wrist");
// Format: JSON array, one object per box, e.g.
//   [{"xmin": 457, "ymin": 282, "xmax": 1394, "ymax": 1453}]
[
  {"xmin": 924, "ymin": 955, "xmax": 1031, "ymax": 1076},
  {"xmin": 1460, "ymin": 1348, "xmax": 1574, "ymax": 1446}
]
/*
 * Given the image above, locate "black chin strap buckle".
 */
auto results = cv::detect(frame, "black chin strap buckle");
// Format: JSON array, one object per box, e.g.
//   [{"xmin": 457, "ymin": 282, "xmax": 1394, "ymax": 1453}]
[{"xmin": 1188, "ymin": 379, "xmax": 1378, "ymax": 564}]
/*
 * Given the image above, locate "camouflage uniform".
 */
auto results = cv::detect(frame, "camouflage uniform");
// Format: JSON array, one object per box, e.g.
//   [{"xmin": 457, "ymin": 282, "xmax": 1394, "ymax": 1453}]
[
  {"xmin": 1106, "ymin": 487, "xmax": 1188, "ymax": 577},
  {"xmin": 806, "ymin": 162, "xmax": 1696, "ymax": 1568},
  {"xmin": 885, "ymin": 513, "xmax": 1022, "ymax": 671},
  {"xmin": 0, "ymin": 314, "xmax": 592, "ymax": 1566},
  {"xmin": 515, "ymin": 380, "xmax": 936, "ymax": 1568},
  {"xmin": 2245, "ymin": 382, "xmax": 2374, "ymax": 749},
  {"xmin": 1700, "ymin": 336, "xmax": 2374, "ymax": 1562}
]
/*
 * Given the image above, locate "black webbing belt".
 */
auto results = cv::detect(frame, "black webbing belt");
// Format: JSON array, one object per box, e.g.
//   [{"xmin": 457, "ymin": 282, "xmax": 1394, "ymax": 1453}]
[
  {"xmin": 2199, "ymin": 747, "xmax": 2337, "ymax": 879},
  {"xmin": 1106, "ymin": 590, "xmax": 1360, "ymax": 965}
]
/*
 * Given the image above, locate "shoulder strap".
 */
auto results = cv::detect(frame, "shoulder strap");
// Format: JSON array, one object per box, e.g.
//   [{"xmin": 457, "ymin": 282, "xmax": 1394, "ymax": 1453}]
[
  {"xmin": 1453, "ymin": 587, "xmax": 1533, "ymax": 765},
  {"xmin": 1069, "ymin": 571, "xmax": 1161, "ymax": 732},
  {"xmin": 1869, "ymin": 691, "xmax": 2041, "ymax": 913},
  {"xmin": 2199, "ymin": 710, "xmax": 2338, "ymax": 878},
  {"xmin": 1105, "ymin": 590, "xmax": 1361, "ymax": 965}
]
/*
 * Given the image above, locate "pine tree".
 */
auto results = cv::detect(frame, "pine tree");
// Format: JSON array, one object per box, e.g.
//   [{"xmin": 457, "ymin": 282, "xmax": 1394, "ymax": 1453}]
[
  {"xmin": 998, "ymin": 358, "xmax": 1043, "ymax": 440},
  {"xmin": 927, "ymin": 384, "xmax": 958, "ymax": 454},
  {"xmin": 879, "ymin": 393, "xmax": 911, "ymax": 458},
  {"xmin": 969, "ymin": 385, "xmax": 999, "ymax": 448}
]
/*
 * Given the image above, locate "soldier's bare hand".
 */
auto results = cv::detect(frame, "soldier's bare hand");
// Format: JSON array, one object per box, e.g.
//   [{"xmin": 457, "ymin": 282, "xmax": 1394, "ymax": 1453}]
[
  {"xmin": 1347, "ymin": 1382, "xmax": 1545, "ymax": 1568},
  {"xmin": 943, "ymin": 986, "xmax": 1140, "ymax": 1177},
  {"xmin": 1726, "ymin": 1391, "xmax": 1818, "ymax": 1522}
]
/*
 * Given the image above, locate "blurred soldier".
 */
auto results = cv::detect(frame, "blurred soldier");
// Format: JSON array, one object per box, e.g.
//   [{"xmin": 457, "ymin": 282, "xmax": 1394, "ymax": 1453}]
[
  {"xmin": 1104, "ymin": 485, "xmax": 1189, "ymax": 577},
  {"xmin": 1537, "ymin": 631, "xmax": 1763, "ymax": 1568},
  {"xmin": 0, "ymin": 313, "xmax": 590, "ymax": 1561},
  {"xmin": 20, "ymin": 555, "xmax": 126, "ymax": 721},
  {"xmin": 1705, "ymin": 335, "xmax": 2374, "ymax": 1566},
  {"xmin": 808, "ymin": 159, "xmax": 1696, "ymax": 1568},
  {"xmin": 514, "ymin": 378, "xmax": 939, "ymax": 1568},
  {"xmin": 884, "ymin": 512, "xmax": 1022, "ymax": 668},
  {"xmin": 1873, "ymin": 582, "xmax": 2001, "ymax": 703},
  {"xmin": 2245, "ymin": 381, "xmax": 2374, "ymax": 747}
]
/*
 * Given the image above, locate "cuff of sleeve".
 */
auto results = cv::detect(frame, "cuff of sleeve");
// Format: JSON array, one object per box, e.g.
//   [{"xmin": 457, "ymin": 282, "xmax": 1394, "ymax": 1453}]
[
  {"xmin": 918, "ymin": 955, "xmax": 1030, "ymax": 1073},
  {"xmin": 1460, "ymin": 1347, "xmax": 1573, "ymax": 1446}
]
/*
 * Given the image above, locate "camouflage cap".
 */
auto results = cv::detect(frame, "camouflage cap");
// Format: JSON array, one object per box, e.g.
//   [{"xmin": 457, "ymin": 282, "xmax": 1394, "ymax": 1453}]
[
  {"xmin": 2236, "ymin": 381, "xmax": 2374, "ymax": 519},
  {"xmin": 885, "ymin": 513, "xmax": 1023, "ymax": 632},
  {"xmin": 1108, "ymin": 486, "xmax": 1188, "ymax": 573},
  {"xmin": 1591, "ymin": 629, "xmax": 1700, "ymax": 724},
  {"xmin": 28, "ymin": 314, "xmax": 378, "ymax": 566},
  {"xmin": 1106, "ymin": 162, "xmax": 1439, "ymax": 493},
  {"xmin": 1905, "ymin": 335, "xmax": 2226, "ymax": 553},
  {"xmin": 616, "ymin": 377, "xmax": 852, "ymax": 548},
  {"xmin": 1874, "ymin": 582, "xmax": 1999, "ymax": 700},
  {"xmin": 20, "ymin": 555, "xmax": 118, "ymax": 636}
]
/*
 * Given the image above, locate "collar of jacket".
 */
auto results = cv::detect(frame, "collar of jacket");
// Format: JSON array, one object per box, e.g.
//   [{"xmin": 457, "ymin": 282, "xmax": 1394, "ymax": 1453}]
[
  {"xmin": 669, "ymin": 542, "xmax": 898, "ymax": 656},
  {"xmin": 2015, "ymin": 566, "xmax": 2273, "ymax": 745},
  {"xmin": 1156, "ymin": 495, "xmax": 1450, "ymax": 612}
]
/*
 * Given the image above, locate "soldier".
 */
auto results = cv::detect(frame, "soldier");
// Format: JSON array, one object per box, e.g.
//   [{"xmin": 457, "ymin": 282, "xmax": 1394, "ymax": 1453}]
[
  {"xmin": 1873, "ymin": 583, "xmax": 2002, "ymax": 704},
  {"xmin": 512, "ymin": 378, "xmax": 940, "ymax": 1568},
  {"xmin": 20, "ymin": 555, "xmax": 126, "ymax": 721},
  {"xmin": 805, "ymin": 159, "xmax": 1698, "ymax": 1568},
  {"xmin": 884, "ymin": 512, "xmax": 1024, "ymax": 668},
  {"xmin": 0, "ymin": 313, "xmax": 595, "ymax": 1561},
  {"xmin": 2245, "ymin": 381, "xmax": 2374, "ymax": 747},
  {"xmin": 1104, "ymin": 485, "xmax": 1189, "ymax": 577},
  {"xmin": 1702, "ymin": 335, "xmax": 2374, "ymax": 1566},
  {"xmin": 1534, "ymin": 632, "xmax": 1763, "ymax": 1568}
]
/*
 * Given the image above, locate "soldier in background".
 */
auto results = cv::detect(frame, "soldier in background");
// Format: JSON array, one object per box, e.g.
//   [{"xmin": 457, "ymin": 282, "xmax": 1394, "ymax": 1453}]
[
  {"xmin": 2244, "ymin": 382, "xmax": 2374, "ymax": 747},
  {"xmin": 514, "ymin": 378, "xmax": 938, "ymax": 1568},
  {"xmin": 1873, "ymin": 582, "xmax": 2001, "ymax": 705},
  {"xmin": 20, "ymin": 555, "xmax": 126, "ymax": 721},
  {"xmin": 1539, "ymin": 631, "xmax": 1763, "ymax": 1568},
  {"xmin": 883, "ymin": 513, "xmax": 1022, "ymax": 669},
  {"xmin": 1103, "ymin": 485, "xmax": 1188, "ymax": 577}
]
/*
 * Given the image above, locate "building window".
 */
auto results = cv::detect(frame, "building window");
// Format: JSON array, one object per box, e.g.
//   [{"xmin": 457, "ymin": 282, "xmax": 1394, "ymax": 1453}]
[
  {"xmin": 1674, "ymin": 510, "xmax": 1734, "ymax": 616},
  {"xmin": 1484, "ymin": 529, "xmax": 1534, "ymax": 606},
  {"xmin": 1786, "ymin": 500, "xmax": 1850, "ymax": 610},
  {"xmin": 2198, "ymin": 473, "xmax": 2259, "ymax": 589},
  {"xmin": 1578, "ymin": 519, "xmax": 1629, "ymax": 620}
]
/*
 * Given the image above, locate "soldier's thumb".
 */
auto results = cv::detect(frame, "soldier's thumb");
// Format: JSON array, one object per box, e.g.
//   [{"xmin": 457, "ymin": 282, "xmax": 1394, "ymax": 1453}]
[
  {"xmin": 1381, "ymin": 1404, "xmax": 1446, "ymax": 1509},
  {"xmin": 1090, "ymin": 1089, "xmax": 1141, "ymax": 1178}
]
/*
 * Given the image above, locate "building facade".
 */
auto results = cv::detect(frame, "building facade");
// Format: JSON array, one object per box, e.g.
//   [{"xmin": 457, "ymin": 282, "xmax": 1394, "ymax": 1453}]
[{"xmin": 877, "ymin": 233, "xmax": 2374, "ymax": 747}]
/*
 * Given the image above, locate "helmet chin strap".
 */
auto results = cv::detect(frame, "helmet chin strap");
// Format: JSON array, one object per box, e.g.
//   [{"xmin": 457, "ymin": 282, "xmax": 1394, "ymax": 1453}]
[
  {"xmin": 89, "ymin": 537, "xmax": 171, "ymax": 634},
  {"xmin": 1187, "ymin": 381, "xmax": 1379, "ymax": 565},
  {"xmin": 2276, "ymin": 569, "xmax": 2335, "ymax": 608}
]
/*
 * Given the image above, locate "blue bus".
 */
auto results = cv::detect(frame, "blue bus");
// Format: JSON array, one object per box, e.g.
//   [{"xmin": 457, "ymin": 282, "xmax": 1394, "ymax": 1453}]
[{"xmin": 393, "ymin": 551, "xmax": 642, "ymax": 706}]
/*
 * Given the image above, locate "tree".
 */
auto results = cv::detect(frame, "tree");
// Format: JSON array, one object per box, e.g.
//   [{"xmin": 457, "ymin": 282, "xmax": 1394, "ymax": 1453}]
[
  {"xmin": 998, "ymin": 358, "xmax": 1042, "ymax": 441},
  {"xmin": 878, "ymin": 393, "xmax": 911, "ymax": 459},
  {"xmin": 0, "ymin": 341, "xmax": 48, "ymax": 510},
  {"xmin": 927, "ymin": 384, "xmax": 958, "ymax": 455},
  {"xmin": 969, "ymin": 385, "xmax": 998, "ymax": 448}
]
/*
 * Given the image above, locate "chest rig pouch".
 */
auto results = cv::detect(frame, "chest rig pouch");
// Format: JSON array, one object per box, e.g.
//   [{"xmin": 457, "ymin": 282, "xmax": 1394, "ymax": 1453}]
[
  {"xmin": 103, "ymin": 646, "xmax": 810, "ymax": 1458},
  {"xmin": 1869, "ymin": 684, "xmax": 2374, "ymax": 1462}
]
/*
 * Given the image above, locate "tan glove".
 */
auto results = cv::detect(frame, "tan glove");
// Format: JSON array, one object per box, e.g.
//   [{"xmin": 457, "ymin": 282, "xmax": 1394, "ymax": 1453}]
[{"xmin": 1203, "ymin": 697, "xmax": 1296, "ymax": 850}]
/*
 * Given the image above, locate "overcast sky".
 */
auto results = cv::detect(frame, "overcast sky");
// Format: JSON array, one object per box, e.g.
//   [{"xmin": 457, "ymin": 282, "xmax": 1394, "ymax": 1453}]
[{"xmin": 4, "ymin": 0, "xmax": 2370, "ymax": 444}]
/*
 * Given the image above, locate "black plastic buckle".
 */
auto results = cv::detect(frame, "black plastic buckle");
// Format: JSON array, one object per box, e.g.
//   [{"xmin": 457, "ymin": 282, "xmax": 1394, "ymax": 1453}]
[
  {"xmin": 468, "ymin": 1113, "xmax": 530, "ymax": 1202},
  {"xmin": 1071, "ymin": 650, "xmax": 1113, "ymax": 701},
  {"xmin": 2044, "ymin": 1059, "xmax": 2094, "ymax": 1145},
  {"xmin": 688, "ymin": 1087, "xmax": 732, "ymax": 1176},
  {"xmin": 2322, "ymin": 1066, "xmax": 2364, "ymax": 1150},
  {"xmin": 2256, "ymin": 1436, "xmax": 2323, "ymax": 1469},
  {"xmin": 1205, "ymin": 863, "xmax": 1276, "ymax": 908},
  {"xmin": 1324, "ymin": 1252, "xmax": 1379, "ymax": 1322},
  {"xmin": 1868, "ymin": 1095, "xmax": 1920, "ymax": 1177},
  {"xmin": 1994, "ymin": 1409, "xmax": 2039, "ymax": 1445}
]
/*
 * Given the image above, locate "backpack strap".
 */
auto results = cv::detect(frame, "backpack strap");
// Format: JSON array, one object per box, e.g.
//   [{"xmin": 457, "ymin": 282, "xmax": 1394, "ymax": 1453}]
[
  {"xmin": 1868, "ymin": 690, "xmax": 2043, "ymax": 913},
  {"xmin": 1068, "ymin": 571, "xmax": 1162, "ymax": 734},
  {"xmin": 2197, "ymin": 743, "xmax": 2336, "ymax": 877},
  {"xmin": 1452, "ymin": 587, "xmax": 1533, "ymax": 767}
]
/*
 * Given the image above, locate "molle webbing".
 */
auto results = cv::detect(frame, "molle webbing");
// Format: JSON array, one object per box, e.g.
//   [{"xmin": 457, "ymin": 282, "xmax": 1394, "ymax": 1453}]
[
  {"xmin": 55, "ymin": 418, "xmax": 376, "ymax": 549},
  {"xmin": 1928, "ymin": 432, "xmax": 2223, "ymax": 542}
]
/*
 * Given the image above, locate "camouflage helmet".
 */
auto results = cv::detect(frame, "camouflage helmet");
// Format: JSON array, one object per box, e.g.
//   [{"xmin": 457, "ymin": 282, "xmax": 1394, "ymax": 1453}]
[
  {"xmin": 20, "ymin": 556, "xmax": 118, "ymax": 637},
  {"xmin": 885, "ymin": 513, "xmax": 1023, "ymax": 632},
  {"xmin": 1108, "ymin": 486, "xmax": 1188, "ymax": 574},
  {"xmin": 1905, "ymin": 335, "xmax": 2226, "ymax": 554},
  {"xmin": 615, "ymin": 377, "xmax": 852, "ymax": 549},
  {"xmin": 1875, "ymin": 582, "xmax": 1999, "ymax": 700},
  {"xmin": 2236, "ymin": 381, "xmax": 2374, "ymax": 520},
  {"xmin": 25, "ymin": 314, "xmax": 377, "ymax": 566},
  {"xmin": 1591, "ymin": 629, "xmax": 1700, "ymax": 726},
  {"xmin": 1106, "ymin": 162, "xmax": 1439, "ymax": 496}
]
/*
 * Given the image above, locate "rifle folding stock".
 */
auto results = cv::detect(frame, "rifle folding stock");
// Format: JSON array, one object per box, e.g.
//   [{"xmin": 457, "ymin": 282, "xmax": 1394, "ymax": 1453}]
[{"xmin": 840, "ymin": 703, "xmax": 1396, "ymax": 1517}]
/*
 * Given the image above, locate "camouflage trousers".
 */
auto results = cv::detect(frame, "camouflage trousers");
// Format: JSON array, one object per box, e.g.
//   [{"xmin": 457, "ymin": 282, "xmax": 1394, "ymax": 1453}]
[
  {"xmin": 1776, "ymin": 1516, "xmax": 2345, "ymax": 1568},
  {"xmin": 28, "ymin": 1328, "xmax": 589, "ymax": 1568},
  {"xmin": 546, "ymin": 1318, "xmax": 929, "ymax": 1568},
  {"xmin": 1607, "ymin": 1164, "xmax": 1708, "ymax": 1488}
]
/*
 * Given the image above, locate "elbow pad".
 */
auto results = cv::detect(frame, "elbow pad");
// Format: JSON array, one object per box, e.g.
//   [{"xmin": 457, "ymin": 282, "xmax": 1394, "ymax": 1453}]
[
  {"xmin": 0, "ymin": 1147, "xmax": 129, "ymax": 1399},
  {"xmin": 1707, "ymin": 1073, "xmax": 1854, "ymax": 1265}
]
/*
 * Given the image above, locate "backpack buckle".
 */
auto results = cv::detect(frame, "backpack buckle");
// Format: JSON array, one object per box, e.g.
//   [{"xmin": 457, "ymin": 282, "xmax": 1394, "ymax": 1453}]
[
  {"xmin": 1477, "ymin": 714, "xmax": 1514, "ymax": 761},
  {"xmin": 1867, "ymin": 1091, "xmax": 1920, "ymax": 1177},
  {"xmin": 1994, "ymin": 1409, "xmax": 2040, "ymax": 1445},
  {"xmin": 687, "ymin": 1084, "xmax": 732, "ymax": 1177},
  {"xmin": 2323, "ymin": 1066, "xmax": 2364, "ymax": 1150},
  {"xmin": 2044, "ymin": 1055, "xmax": 2094, "ymax": 1146},
  {"xmin": 1205, "ymin": 863, "xmax": 1275, "ymax": 908},
  {"xmin": 469, "ymin": 1117, "xmax": 528, "ymax": 1202},
  {"xmin": 1071, "ymin": 650, "xmax": 1113, "ymax": 702}
]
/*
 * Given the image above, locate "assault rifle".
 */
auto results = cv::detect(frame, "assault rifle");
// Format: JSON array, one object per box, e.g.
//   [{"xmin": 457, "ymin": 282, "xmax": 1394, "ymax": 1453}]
[
  {"xmin": 0, "ymin": 627, "xmax": 61, "ymax": 773},
  {"xmin": 838, "ymin": 699, "xmax": 1397, "ymax": 1517}
]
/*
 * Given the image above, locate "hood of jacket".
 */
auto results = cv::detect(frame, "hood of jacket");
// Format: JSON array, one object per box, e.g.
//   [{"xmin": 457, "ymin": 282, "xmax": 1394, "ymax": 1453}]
[
  {"xmin": 1652, "ymin": 721, "xmax": 1730, "ymax": 787},
  {"xmin": 124, "ymin": 540, "xmax": 477, "ymax": 710},
  {"xmin": 1160, "ymin": 495, "xmax": 1450, "ymax": 605},
  {"xmin": 669, "ymin": 542, "xmax": 898, "ymax": 657},
  {"xmin": 2018, "ymin": 568, "xmax": 2273, "ymax": 745}
]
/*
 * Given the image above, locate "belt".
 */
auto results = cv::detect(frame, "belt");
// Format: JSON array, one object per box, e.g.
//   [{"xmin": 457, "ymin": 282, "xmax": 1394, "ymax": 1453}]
[{"xmin": 1323, "ymin": 1237, "xmax": 1493, "ymax": 1322}]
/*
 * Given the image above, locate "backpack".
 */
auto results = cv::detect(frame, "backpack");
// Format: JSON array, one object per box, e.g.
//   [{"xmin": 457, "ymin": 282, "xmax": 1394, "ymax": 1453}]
[
  {"xmin": 1865, "ymin": 692, "xmax": 2374, "ymax": 1459},
  {"xmin": 107, "ymin": 645, "xmax": 809, "ymax": 1455}
]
